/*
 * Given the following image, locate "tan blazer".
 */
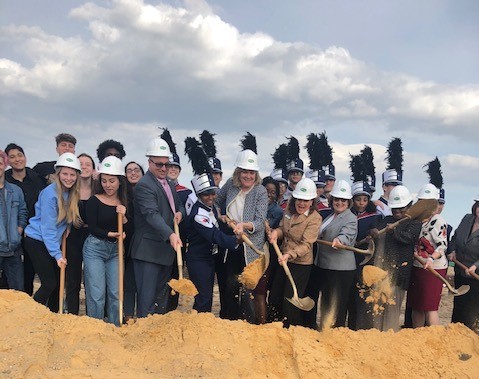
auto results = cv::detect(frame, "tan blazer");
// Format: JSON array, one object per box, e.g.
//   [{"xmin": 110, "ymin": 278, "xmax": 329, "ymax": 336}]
[{"xmin": 276, "ymin": 210, "xmax": 322, "ymax": 265}]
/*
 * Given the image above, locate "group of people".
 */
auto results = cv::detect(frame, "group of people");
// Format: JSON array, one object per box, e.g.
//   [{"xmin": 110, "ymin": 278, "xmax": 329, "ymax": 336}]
[{"xmin": 0, "ymin": 131, "xmax": 477, "ymax": 334}]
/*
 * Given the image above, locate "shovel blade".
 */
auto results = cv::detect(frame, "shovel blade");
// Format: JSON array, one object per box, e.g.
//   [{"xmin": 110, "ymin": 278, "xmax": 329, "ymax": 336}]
[
  {"xmin": 359, "ymin": 253, "xmax": 374, "ymax": 266},
  {"xmin": 451, "ymin": 285, "xmax": 470, "ymax": 297},
  {"xmin": 285, "ymin": 296, "xmax": 315, "ymax": 311}
]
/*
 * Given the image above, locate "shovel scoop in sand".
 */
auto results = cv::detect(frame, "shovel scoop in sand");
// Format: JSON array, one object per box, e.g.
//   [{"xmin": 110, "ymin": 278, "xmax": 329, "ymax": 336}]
[{"xmin": 168, "ymin": 221, "xmax": 198, "ymax": 297}]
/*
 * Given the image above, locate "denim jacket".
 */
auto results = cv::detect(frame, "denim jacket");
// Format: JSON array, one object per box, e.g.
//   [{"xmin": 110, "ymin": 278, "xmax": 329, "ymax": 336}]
[{"xmin": 0, "ymin": 182, "xmax": 28, "ymax": 256}]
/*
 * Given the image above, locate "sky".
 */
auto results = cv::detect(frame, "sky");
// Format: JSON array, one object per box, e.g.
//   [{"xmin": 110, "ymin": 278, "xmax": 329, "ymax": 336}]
[{"xmin": 1, "ymin": 0, "xmax": 478, "ymax": 229}]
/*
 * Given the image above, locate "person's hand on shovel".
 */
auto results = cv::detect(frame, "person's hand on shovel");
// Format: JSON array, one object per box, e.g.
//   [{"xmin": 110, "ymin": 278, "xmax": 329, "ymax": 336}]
[
  {"xmin": 278, "ymin": 252, "xmax": 290, "ymax": 265},
  {"xmin": 169, "ymin": 232, "xmax": 183, "ymax": 250},
  {"xmin": 56, "ymin": 257, "xmax": 67, "ymax": 268},
  {"xmin": 233, "ymin": 222, "xmax": 252, "ymax": 235},
  {"xmin": 331, "ymin": 238, "xmax": 342, "ymax": 249},
  {"xmin": 466, "ymin": 264, "xmax": 477, "ymax": 277},
  {"xmin": 174, "ymin": 211, "xmax": 182, "ymax": 225},
  {"xmin": 267, "ymin": 228, "xmax": 278, "ymax": 245},
  {"xmin": 116, "ymin": 205, "xmax": 128, "ymax": 224}
]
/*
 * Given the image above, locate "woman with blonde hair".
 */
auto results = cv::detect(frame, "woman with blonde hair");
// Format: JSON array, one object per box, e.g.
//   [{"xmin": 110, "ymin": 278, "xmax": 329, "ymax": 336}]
[{"xmin": 24, "ymin": 152, "xmax": 81, "ymax": 312}]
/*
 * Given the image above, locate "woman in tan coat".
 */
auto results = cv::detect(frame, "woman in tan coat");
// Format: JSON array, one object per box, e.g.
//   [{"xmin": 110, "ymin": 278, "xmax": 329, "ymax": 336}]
[{"xmin": 267, "ymin": 178, "xmax": 322, "ymax": 327}]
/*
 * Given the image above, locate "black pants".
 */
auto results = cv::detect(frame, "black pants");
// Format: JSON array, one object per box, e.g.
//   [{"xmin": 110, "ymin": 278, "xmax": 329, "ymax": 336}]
[
  {"xmin": 452, "ymin": 273, "xmax": 479, "ymax": 333},
  {"xmin": 303, "ymin": 265, "xmax": 322, "ymax": 328},
  {"xmin": 22, "ymin": 237, "xmax": 36, "ymax": 295},
  {"xmin": 123, "ymin": 254, "xmax": 137, "ymax": 317},
  {"xmin": 65, "ymin": 226, "xmax": 88, "ymax": 314},
  {"xmin": 268, "ymin": 262, "xmax": 312, "ymax": 327},
  {"xmin": 24, "ymin": 236, "xmax": 60, "ymax": 312}
]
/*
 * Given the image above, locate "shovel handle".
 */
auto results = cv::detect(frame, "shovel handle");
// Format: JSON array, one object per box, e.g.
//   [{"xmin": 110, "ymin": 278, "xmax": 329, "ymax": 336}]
[
  {"xmin": 58, "ymin": 232, "xmax": 67, "ymax": 314},
  {"xmin": 452, "ymin": 257, "xmax": 479, "ymax": 281},
  {"xmin": 174, "ymin": 219, "xmax": 183, "ymax": 280},
  {"xmin": 225, "ymin": 216, "xmax": 264, "ymax": 256},
  {"xmin": 316, "ymin": 239, "xmax": 373, "ymax": 255},
  {"xmin": 265, "ymin": 221, "xmax": 299, "ymax": 298},
  {"xmin": 414, "ymin": 254, "xmax": 456, "ymax": 292},
  {"xmin": 117, "ymin": 213, "xmax": 124, "ymax": 325}
]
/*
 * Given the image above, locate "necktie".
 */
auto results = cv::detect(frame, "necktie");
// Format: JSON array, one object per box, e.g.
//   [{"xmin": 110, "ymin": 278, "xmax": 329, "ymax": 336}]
[{"xmin": 160, "ymin": 179, "xmax": 176, "ymax": 213}]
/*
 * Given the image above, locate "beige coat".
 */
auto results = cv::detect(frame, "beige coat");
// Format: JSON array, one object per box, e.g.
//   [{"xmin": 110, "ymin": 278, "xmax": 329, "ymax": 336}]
[{"xmin": 276, "ymin": 210, "xmax": 322, "ymax": 265}]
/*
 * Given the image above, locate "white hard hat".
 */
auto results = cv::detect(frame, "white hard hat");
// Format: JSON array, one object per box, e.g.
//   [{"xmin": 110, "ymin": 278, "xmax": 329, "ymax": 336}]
[
  {"xmin": 55, "ymin": 152, "xmax": 81, "ymax": 172},
  {"xmin": 330, "ymin": 179, "xmax": 352, "ymax": 199},
  {"xmin": 146, "ymin": 138, "xmax": 171, "ymax": 157},
  {"xmin": 98, "ymin": 156, "xmax": 124, "ymax": 176},
  {"xmin": 388, "ymin": 185, "xmax": 413, "ymax": 208},
  {"xmin": 417, "ymin": 183, "xmax": 439, "ymax": 200},
  {"xmin": 292, "ymin": 177, "xmax": 317, "ymax": 200},
  {"xmin": 235, "ymin": 149, "xmax": 259, "ymax": 171}
]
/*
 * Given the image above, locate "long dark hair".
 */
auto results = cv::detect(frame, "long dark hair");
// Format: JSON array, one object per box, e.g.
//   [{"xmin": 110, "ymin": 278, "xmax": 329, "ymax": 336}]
[{"xmin": 95, "ymin": 173, "xmax": 128, "ymax": 206}]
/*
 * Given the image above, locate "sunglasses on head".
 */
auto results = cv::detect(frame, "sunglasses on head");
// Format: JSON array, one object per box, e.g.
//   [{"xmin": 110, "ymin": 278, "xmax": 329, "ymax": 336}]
[{"xmin": 149, "ymin": 159, "xmax": 172, "ymax": 169}]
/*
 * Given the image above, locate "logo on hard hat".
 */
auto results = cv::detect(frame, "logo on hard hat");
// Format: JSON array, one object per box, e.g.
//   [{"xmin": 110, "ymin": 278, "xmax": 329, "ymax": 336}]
[
  {"xmin": 394, "ymin": 196, "xmax": 400, "ymax": 200},
  {"xmin": 340, "ymin": 188, "xmax": 346, "ymax": 192},
  {"xmin": 160, "ymin": 146, "xmax": 166, "ymax": 150},
  {"xmin": 425, "ymin": 189, "xmax": 431, "ymax": 193},
  {"xmin": 66, "ymin": 158, "xmax": 73, "ymax": 162},
  {"xmin": 104, "ymin": 163, "xmax": 111, "ymax": 167},
  {"xmin": 300, "ymin": 188, "xmax": 307, "ymax": 192},
  {"xmin": 248, "ymin": 159, "xmax": 254, "ymax": 163}
]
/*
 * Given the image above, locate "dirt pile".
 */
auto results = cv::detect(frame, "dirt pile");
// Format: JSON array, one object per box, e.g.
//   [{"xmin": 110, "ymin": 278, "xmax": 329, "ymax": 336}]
[
  {"xmin": 1, "ymin": 290, "xmax": 479, "ymax": 379},
  {"xmin": 361, "ymin": 265, "xmax": 396, "ymax": 315}
]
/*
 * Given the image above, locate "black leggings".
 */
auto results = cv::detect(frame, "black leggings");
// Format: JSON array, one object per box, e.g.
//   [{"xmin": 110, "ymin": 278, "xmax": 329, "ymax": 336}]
[{"xmin": 24, "ymin": 236, "xmax": 60, "ymax": 312}]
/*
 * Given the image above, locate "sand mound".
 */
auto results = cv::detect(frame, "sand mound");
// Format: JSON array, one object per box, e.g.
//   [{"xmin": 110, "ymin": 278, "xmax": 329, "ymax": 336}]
[{"xmin": 1, "ymin": 290, "xmax": 479, "ymax": 378}]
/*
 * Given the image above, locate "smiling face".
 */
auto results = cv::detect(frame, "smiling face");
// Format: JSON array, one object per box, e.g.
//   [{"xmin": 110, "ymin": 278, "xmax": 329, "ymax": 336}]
[
  {"xmin": 332, "ymin": 197, "xmax": 349, "ymax": 214},
  {"xmin": 353, "ymin": 195, "xmax": 369, "ymax": 213},
  {"xmin": 58, "ymin": 167, "xmax": 79, "ymax": 190},
  {"xmin": 125, "ymin": 162, "xmax": 143, "ymax": 185},
  {"xmin": 56, "ymin": 141, "xmax": 75, "ymax": 156},
  {"xmin": 148, "ymin": 156, "xmax": 170, "ymax": 180},
  {"xmin": 324, "ymin": 179, "xmax": 336, "ymax": 193},
  {"xmin": 199, "ymin": 192, "xmax": 216, "ymax": 207},
  {"xmin": 79, "ymin": 156, "xmax": 94, "ymax": 179},
  {"xmin": 167, "ymin": 164, "xmax": 181, "ymax": 181},
  {"xmin": 288, "ymin": 171, "xmax": 303, "ymax": 186},
  {"xmin": 7, "ymin": 149, "xmax": 26, "ymax": 171},
  {"xmin": 101, "ymin": 174, "xmax": 120, "ymax": 197},
  {"xmin": 265, "ymin": 183, "xmax": 277, "ymax": 205},
  {"xmin": 212, "ymin": 172, "xmax": 222, "ymax": 187},
  {"xmin": 294, "ymin": 198, "xmax": 313, "ymax": 214},
  {"xmin": 239, "ymin": 169, "xmax": 257, "ymax": 190}
]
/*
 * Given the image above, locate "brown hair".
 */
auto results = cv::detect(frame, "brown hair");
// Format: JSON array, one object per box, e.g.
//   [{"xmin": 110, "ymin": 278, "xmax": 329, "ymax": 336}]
[
  {"xmin": 287, "ymin": 197, "xmax": 317, "ymax": 215},
  {"xmin": 55, "ymin": 133, "xmax": 77, "ymax": 146}
]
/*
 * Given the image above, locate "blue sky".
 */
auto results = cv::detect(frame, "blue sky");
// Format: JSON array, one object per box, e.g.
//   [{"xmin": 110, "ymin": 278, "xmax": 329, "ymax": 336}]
[{"xmin": 1, "ymin": 0, "xmax": 478, "ymax": 228}]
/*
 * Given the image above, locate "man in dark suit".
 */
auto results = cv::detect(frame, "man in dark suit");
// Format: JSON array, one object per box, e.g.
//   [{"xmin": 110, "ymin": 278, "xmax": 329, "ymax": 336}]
[{"xmin": 130, "ymin": 137, "xmax": 185, "ymax": 317}]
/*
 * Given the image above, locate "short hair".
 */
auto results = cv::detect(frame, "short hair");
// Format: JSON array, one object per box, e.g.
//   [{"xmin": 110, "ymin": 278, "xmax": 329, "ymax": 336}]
[
  {"xmin": 0, "ymin": 150, "xmax": 7, "ymax": 165},
  {"xmin": 96, "ymin": 139, "xmax": 126, "ymax": 162},
  {"xmin": 262, "ymin": 176, "xmax": 279, "ymax": 201},
  {"xmin": 472, "ymin": 201, "xmax": 479, "ymax": 215},
  {"xmin": 232, "ymin": 167, "xmax": 261, "ymax": 188},
  {"xmin": 5, "ymin": 143, "xmax": 24, "ymax": 155},
  {"xmin": 55, "ymin": 133, "xmax": 77, "ymax": 146}
]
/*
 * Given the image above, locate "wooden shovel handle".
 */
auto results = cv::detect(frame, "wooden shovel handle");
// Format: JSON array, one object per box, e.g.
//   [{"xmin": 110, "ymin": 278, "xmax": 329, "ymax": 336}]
[
  {"xmin": 58, "ymin": 232, "xmax": 67, "ymax": 314},
  {"xmin": 414, "ymin": 254, "xmax": 454, "ymax": 291},
  {"xmin": 174, "ymin": 219, "xmax": 183, "ymax": 279},
  {"xmin": 316, "ymin": 239, "xmax": 373, "ymax": 255},
  {"xmin": 452, "ymin": 257, "xmax": 479, "ymax": 281},
  {"xmin": 117, "ymin": 213, "xmax": 124, "ymax": 325},
  {"xmin": 265, "ymin": 221, "xmax": 299, "ymax": 298},
  {"xmin": 377, "ymin": 216, "xmax": 410, "ymax": 235},
  {"xmin": 225, "ymin": 216, "xmax": 264, "ymax": 256}
]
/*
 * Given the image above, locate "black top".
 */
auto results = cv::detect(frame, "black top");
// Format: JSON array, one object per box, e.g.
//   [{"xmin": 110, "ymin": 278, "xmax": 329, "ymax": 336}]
[
  {"xmin": 85, "ymin": 196, "xmax": 120, "ymax": 242},
  {"xmin": 5, "ymin": 167, "xmax": 46, "ymax": 219}
]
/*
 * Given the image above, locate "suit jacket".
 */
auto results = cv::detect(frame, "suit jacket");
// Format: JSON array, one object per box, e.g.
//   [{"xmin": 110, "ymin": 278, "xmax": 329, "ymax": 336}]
[
  {"xmin": 130, "ymin": 170, "xmax": 185, "ymax": 265},
  {"xmin": 448, "ymin": 214, "xmax": 479, "ymax": 276},
  {"xmin": 315, "ymin": 208, "xmax": 358, "ymax": 271}
]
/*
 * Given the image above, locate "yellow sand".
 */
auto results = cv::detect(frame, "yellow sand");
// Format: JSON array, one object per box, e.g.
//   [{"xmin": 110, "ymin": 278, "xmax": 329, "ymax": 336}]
[
  {"xmin": 1, "ymin": 290, "xmax": 479, "ymax": 378},
  {"xmin": 168, "ymin": 278, "xmax": 199, "ymax": 296},
  {"xmin": 361, "ymin": 266, "xmax": 395, "ymax": 315},
  {"xmin": 238, "ymin": 255, "xmax": 265, "ymax": 290}
]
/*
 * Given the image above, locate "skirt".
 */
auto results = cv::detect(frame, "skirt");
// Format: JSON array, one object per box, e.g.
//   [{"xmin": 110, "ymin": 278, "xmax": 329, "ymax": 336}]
[{"xmin": 407, "ymin": 266, "xmax": 447, "ymax": 311}]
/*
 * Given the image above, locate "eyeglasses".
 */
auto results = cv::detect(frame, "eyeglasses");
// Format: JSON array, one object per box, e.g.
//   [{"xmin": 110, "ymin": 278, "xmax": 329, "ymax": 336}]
[
  {"xmin": 149, "ymin": 159, "xmax": 172, "ymax": 169},
  {"xmin": 126, "ymin": 168, "xmax": 141, "ymax": 174}
]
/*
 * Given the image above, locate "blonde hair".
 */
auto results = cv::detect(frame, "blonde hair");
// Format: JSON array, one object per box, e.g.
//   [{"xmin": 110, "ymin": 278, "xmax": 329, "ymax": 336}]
[
  {"xmin": 54, "ymin": 167, "xmax": 81, "ymax": 226},
  {"xmin": 232, "ymin": 167, "xmax": 262, "ymax": 188}
]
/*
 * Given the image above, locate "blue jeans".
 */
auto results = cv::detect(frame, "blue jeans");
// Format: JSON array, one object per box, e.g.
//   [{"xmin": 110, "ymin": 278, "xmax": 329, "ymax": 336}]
[
  {"xmin": 83, "ymin": 235, "xmax": 120, "ymax": 326},
  {"xmin": 0, "ymin": 253, "xmax": 24, "ymax": 291}
]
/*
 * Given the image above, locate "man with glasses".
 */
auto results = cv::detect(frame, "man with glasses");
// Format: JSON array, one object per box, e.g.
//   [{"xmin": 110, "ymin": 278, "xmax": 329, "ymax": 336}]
[{"xmin": 130, "ymin": 137, "xmax": 185, "ymax": 317}]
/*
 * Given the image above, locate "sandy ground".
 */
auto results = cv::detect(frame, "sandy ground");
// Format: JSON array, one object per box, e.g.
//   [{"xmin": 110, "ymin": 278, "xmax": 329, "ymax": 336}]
[{"xmin": 1, "ymin": 289, "xmax": 479, "ymax": 379}]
